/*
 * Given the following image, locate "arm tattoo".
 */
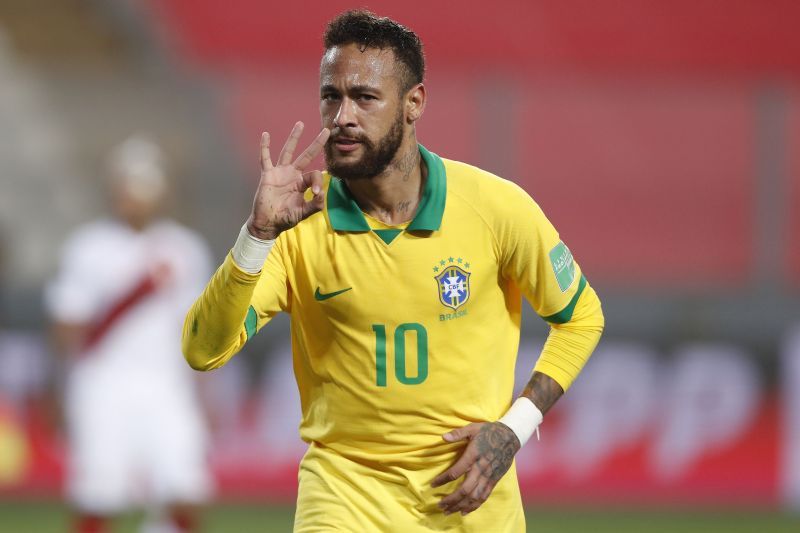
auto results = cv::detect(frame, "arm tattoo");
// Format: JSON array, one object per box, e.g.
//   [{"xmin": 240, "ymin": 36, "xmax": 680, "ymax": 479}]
[
  {"xmin": 474, "ymin": 422, "xmax": 520, "ymax": 482},
  {"xmin": 521, "ymin": 371, "xmax": 564, "ymax": 415}
]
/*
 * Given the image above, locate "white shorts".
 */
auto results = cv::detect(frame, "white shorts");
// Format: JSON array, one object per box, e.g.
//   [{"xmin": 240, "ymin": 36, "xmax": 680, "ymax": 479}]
[{"xmin": 65, "ymin": 367, "xmax": 212, "ymax": 514}]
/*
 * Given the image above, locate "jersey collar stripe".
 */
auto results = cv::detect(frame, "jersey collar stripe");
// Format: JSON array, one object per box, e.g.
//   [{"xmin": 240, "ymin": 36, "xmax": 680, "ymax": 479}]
[
  {"xmin": 326, "ymin": 144, "xmax": 447, "ymax": 232},
  {"xmin": 407, "ymin": 145, "xmax": 446, "ymax": 231},
  {"xmin": 326, "ymin": 177, "xmax": 371, "ymax": 231}
]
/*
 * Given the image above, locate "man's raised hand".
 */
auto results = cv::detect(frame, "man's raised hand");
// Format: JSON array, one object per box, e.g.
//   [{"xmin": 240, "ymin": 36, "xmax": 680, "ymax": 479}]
[{"xmin": 246, "ymin": 122, "xmax": 330, "ymax": 240}]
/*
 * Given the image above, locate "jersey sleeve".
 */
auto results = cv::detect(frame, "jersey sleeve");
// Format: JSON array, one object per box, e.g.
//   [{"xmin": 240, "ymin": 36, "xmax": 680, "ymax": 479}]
[
  {"xmin": 497, "ymin": 183, "xmax": 584, "ymax": 319},
  {"xmin": 45, "ymin": 231, "xmax": 104, "ymax": 324},
  {"xmin": 182, "ymin": 235, "xmax": 290, "ymax": 371},
  {"xmin": 495, "ymin": 181, "xmax": 604, "ymax": 390},
  {"xmin": 532, "ymin": 282, "xmax": 604, "ymax": 390}
]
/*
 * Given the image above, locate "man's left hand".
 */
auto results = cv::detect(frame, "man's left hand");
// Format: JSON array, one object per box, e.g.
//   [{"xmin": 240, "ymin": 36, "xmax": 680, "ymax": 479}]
[{"xmin": 431, "ymin": 422, "xmax": 521, "ymax": 516}]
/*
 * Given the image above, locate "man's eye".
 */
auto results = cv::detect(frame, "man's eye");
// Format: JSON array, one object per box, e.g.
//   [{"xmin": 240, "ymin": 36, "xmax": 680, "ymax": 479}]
[
  {"xmin": 321, "ymin": 94, "xmax": 339, "ymax": 102},
  {"xmin": 358, "ymin": 94, "xmax": 376, "ymax": 101}
]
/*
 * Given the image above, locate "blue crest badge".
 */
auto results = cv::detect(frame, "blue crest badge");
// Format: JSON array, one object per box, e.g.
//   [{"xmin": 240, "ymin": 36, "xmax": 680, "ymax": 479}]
[{"xmin": 434, "ymin": 264, "xmax": 471, "ymax": 311}]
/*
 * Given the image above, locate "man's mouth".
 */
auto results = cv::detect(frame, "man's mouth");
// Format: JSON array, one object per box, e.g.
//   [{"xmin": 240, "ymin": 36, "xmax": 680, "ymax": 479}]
[{"xmin": 333, "ymin": 138, "xmax": 362, "ymax": 152}]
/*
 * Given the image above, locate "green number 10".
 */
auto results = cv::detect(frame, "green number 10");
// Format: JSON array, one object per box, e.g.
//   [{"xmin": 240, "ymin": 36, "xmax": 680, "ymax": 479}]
[{"xmin": 372, "ymin": 323, "xmax": 428, "ymax": 386}]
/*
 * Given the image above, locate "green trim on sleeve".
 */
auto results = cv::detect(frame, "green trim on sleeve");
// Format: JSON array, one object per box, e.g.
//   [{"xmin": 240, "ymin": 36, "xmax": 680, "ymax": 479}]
[
  {"xmin": 542, "ymin": 275, "xmax": 587, "ymax": 324},
  {"xmin": 244, "ymin": 305, "xmax": 258, "ymax": 340}
]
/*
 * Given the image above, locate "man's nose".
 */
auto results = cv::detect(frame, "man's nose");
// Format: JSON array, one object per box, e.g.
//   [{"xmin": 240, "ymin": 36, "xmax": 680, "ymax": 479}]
[{"xmin": 333, "ymin": 98, "xmax": 357, "ymax": 129}]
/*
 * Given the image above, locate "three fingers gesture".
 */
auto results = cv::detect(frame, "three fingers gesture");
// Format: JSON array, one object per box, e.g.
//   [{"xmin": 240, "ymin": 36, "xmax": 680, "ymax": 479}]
[{"xmin": 247, "ymin": 122, "xmax": 330, "ymax": 240}]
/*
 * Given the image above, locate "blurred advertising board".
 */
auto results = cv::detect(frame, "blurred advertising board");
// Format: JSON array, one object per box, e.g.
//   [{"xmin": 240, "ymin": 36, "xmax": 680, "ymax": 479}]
[{"xmin": 0, "ymin": 330, "xmax": 797, "ymax": 508}]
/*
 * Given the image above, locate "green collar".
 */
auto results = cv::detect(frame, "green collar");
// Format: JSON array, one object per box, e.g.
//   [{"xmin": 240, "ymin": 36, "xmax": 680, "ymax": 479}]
[{"xmin": 326, "ymin": 145, "xmax": 446, "ymax": 232}]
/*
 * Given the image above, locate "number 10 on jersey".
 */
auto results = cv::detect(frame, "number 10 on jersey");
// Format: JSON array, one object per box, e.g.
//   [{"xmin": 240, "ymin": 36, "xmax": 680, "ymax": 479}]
[{"xmin": 372, "ymin": 323, "xmax": 428, "ymax": 386}]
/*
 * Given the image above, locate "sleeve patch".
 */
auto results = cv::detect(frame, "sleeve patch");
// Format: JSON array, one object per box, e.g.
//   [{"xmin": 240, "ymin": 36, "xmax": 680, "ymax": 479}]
[
  {"xmin": 549, "ymin": 241, "xmax": 576, "ymax": 292},
  {"xmin": 244, "ymin": 306, "xmax": 258, "ymax": 340}
]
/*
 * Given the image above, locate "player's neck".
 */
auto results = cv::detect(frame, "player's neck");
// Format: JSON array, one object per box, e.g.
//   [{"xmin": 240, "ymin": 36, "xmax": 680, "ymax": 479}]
[
  {"xmin": 118, "ymin": 215, "xmax": 155, "ymax": 233},
  {"xmin": 344, "ymin": 141, "xmax": 426, "ymax": 226}
]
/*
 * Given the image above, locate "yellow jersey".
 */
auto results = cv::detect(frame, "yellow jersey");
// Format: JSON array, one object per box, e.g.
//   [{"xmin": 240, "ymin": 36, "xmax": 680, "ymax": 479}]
[{"xmin": 184, "ymin": 145, "xmax": 603, "ymax": 531}]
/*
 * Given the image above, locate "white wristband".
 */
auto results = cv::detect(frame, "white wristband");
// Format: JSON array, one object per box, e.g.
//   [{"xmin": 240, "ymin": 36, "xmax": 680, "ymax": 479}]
[
  {"xmin": 498, "ymin": 397, "xmax": 544, "ymax": 448},
  {"xmin": 231, "ymin": 224, "xmax": 275, "ymax": 274}
]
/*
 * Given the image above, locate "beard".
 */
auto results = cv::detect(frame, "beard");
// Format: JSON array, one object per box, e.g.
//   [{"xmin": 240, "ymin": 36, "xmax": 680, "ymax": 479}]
[{"xmin": 324, "ymin": 111, "xmax": 404, "ymax": 181}]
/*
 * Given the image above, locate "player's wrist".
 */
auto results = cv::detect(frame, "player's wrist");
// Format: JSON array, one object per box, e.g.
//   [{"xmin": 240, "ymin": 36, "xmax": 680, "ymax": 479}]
[
  {"xmin": 497, "ymin": 397, "xmax": 543, "ymax": 448},
  {"xmin": 232, "ymin": 223, "xmax": 275, "ymax": 273},
  {"xmin": 246, "ymin": 219, "xmax": 280, "ymax": 241}
]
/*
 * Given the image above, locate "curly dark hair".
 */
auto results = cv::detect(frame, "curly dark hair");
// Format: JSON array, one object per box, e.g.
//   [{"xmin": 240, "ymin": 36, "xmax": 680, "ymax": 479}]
[{"xmin": 323, "ymin": 10, "xmax": 425, "ymax": 92}]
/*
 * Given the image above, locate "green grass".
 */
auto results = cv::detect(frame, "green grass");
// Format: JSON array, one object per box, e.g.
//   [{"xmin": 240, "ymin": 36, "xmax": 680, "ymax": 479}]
[{"xmin": 0, "ymin": 501, "xmax": 797, "ymax": 532}]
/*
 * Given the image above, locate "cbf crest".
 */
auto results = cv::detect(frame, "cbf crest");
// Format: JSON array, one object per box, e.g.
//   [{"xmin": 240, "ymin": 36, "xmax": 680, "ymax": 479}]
[{"xmin": 433, "ymin": 257, "xmax": 471, "ymax": 311}]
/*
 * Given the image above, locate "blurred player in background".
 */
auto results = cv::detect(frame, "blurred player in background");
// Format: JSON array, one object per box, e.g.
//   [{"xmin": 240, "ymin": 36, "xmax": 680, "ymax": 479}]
[
  {"xmin": 46, "ymin": 136, "xmax": 213, "ymax": 533},
  {"xmin": 184, "ymin": 10, "xmax": 603, "ymax": 532}
]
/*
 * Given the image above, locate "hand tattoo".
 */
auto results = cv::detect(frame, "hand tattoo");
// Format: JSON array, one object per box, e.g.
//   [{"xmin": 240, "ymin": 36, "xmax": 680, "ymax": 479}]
[{"xmin": 474, "ymin": 422, "xmax": 520, "ymax": 482}]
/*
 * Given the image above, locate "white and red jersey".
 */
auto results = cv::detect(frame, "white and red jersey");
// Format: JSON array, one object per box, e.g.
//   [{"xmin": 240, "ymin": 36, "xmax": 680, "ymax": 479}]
[
  {"xmin": 46, "ymin": 217, "xmax": 214, "ymax": 511},
  {"xmin": 46, "ymin": 218, "xmax": 212, "ymax": 384}
]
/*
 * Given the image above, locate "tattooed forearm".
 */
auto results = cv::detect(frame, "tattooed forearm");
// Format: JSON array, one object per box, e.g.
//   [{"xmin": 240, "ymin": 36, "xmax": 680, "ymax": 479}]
[
  {"xmin": 521, "ymin": 371, "xmax": 564, "ymax": 415},
  {"xmin": 473, "ymin": 422, "xmax": 520, "ymax": 482}
]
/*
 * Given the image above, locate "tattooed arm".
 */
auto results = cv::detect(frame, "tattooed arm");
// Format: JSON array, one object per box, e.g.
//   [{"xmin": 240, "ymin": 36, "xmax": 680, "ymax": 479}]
[
  {"xmin": 521, "ymin": 371, "xmax": 564, "ymax": 415},
  {"xmin": 430, "ymin": 372, "xmax": 562, "ymax": 516},
  {"xmin": 430, "ymin": 275, "xmax": 602, "ymax": 516}
]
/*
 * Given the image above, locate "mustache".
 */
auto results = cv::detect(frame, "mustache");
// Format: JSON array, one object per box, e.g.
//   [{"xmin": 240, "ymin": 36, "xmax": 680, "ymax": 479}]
[{"xmin": 327, "ymin": 129, "xmax": 370, "ymax": 145}]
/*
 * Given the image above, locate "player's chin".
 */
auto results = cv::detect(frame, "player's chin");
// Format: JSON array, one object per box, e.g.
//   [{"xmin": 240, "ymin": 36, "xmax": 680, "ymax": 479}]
[
  {"xmin": 325, "ymin": 149, "xmax": 356, "ymax": 167},
  {"xmin": 330, "ymin": 148, "xmax": 363, "ymax": 164},
  {"xmin": 327, "ymin": 160, "xmax": 368, "ymax": 180}
]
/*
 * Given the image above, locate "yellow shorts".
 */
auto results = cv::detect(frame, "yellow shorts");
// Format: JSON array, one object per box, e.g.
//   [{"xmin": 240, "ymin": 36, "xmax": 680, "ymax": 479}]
[{"xmin": 294, "ymin": 444, "xmax": 525, "ymax": 532}]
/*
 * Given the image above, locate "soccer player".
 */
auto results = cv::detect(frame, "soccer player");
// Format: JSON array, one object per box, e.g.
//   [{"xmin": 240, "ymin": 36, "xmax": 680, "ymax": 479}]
[
  {"xmin": 183, "ymin": 10, "xmax": 604, "ymax": 532},
  {"xmin": 47, "ymin": 136, "xmax": 213, "ymax": 533}
]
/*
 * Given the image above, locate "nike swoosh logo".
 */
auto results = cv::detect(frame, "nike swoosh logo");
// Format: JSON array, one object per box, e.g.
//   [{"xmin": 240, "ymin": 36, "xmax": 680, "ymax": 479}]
[{"xmin": 314, "ymin": 286, "xmax": 352, "ymax": 301}]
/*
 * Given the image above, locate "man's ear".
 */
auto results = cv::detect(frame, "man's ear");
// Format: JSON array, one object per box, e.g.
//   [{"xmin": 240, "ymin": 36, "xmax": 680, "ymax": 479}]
[{"xmin": 406, "ymin": 83, "xmax": 426, "ymax": 124}]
